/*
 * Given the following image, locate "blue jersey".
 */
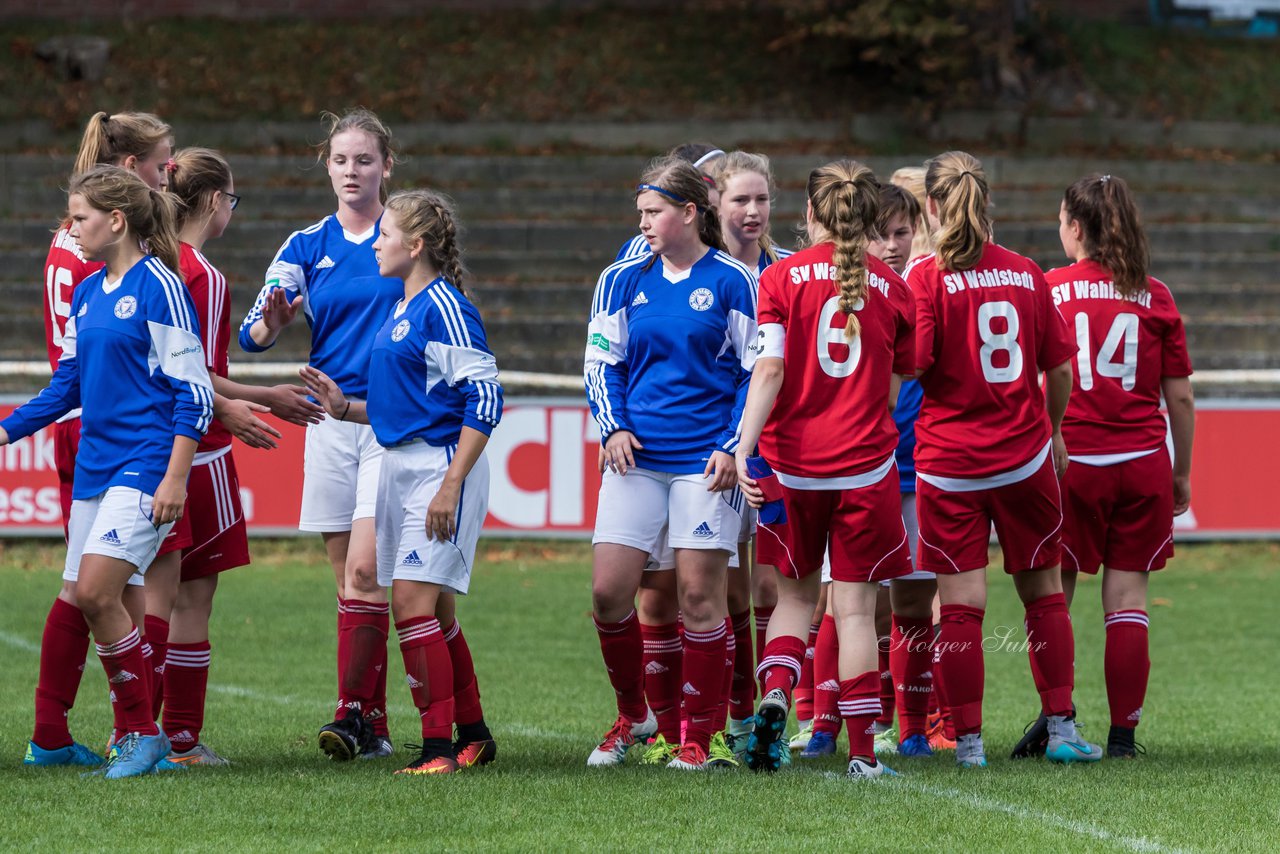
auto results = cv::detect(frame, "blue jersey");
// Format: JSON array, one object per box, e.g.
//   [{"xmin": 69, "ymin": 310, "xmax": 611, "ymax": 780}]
[
  {"xmin": 367, "ymin": 278, "xmax": 504, "ymax": 447},
  {"xmin": 2, "ymin": 257, "xmax": 214, "ymax": 499},
  {"xmin": 239, "ymin": 215, "xmax": 403, "ymax": 398},
  {"xmin": 585, "ymin": 250, "xmax": 758, "ymax": 474},
  {"xmin": 893, "ymin": 379, "xmax": 923, "ymax": 493},
  {"xmin": 616, "ymin": 234, "xmax": 792, "ymax": 276},
  {"xmin": 757, "ymin": 245, "xmax": 793, "ymax": 277}
]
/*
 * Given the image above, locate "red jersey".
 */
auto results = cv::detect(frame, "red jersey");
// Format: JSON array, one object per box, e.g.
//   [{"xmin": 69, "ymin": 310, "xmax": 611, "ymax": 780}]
[
  {"xmin": 756, "ymin": 244, "xmax": 914, "ymax": 480},
  {"xmin": 909, "ymin": 243, "xmax": 1076, "ymax": 479},
  {"xmin": 43, "ymin": 226, "xmax": 104, "ymax": 372},
  {"xmin": 1046, "ymin": 259, "xmax": 1192, "ymax": 456},
  {"xmin": 180, "ymin": 242, "xmax": 233, "ymax": 453}
]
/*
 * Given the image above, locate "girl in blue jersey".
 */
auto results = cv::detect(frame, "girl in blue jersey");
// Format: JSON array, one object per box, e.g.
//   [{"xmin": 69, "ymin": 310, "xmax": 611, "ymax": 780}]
[
  {"xmin": 585, "ymin": 157, "xmax": 757, "ymax": 771},
  {"xmin": 301, "ymin": 189, "xmax": 502, "ymax": 776},
  {"xmin": 239, "ymin": 109, "xmax": 404, "ymax": 758},
  {"xmin": 615, "ymin": 143, "xmax": 725, "ymax": 262},
  {"xmin": 0, "ymin": 165, "xmax": 214, "ymax": 779}
]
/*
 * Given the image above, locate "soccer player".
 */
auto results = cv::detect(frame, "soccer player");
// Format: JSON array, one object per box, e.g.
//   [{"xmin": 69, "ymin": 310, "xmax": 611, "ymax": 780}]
[
  {"xmin": 1042, "ymin": 173, "xmax": 1194, "ymax": 759},
  {"xmin": 239, "ymin": 109, "xmax": 404, "ymax": 759},
  {"xmin": 616, "ymin": 143, "xmax": 725, "ymax": 261},
  {"xmin": 24, "ymin": 111, "xmax": 176, "ymax": 768},
  {"xmin": 907, "ymin": 151, "xmax": 1101, "ymax": 768},
  {"xmin": 737, "ymin": 160, "xmax": 915, "ymax": 779},
  {"xmin": 1, "ymin": 165, "xmax": 214, "ymax": 779},
  {"xmin": 585, "ymin": 157, "xmax": 757, "ymax": 771},
  {"xmin": 300, "ymin": 189, "xmax": 502, "ymax": 775}
]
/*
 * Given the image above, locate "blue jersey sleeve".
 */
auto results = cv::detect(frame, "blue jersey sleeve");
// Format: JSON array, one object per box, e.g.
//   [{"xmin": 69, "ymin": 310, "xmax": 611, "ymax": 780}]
[
  {"xmin": 145, "ymin": 259, "xmax": 215, "ymax": 442},
  {"xmin": 615, "ymin": 234, "xmax": 651, "ymax": 262},
  {"xmin": 584, "ymin": 262, "xmax": 636, "ymax": 441},
  {"xmin": 425, "ymin": 289, "xmax": 504, "ymax": 437},
  {"xmin": 1, "ymin": 290, "xmax": 85, "ymax": 441},
  {"xmin": 716, "ymin": 265, "xmax": 759, "ymax": 455},
  {"xmin": 239, "ymin": 226, "xmax": 312, "ymax": 353}
]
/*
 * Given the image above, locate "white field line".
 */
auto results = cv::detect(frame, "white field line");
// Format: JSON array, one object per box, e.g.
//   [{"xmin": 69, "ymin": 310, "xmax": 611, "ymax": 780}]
[{"xmin": 0, "ymin": 630, "xmax": 40, "ymax": 653}]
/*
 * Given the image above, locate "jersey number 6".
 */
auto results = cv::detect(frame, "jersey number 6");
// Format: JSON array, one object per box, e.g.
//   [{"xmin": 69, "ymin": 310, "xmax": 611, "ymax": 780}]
[{"xmin": 817, "ymin": 295, "xmax": 862, "ymax": 378}]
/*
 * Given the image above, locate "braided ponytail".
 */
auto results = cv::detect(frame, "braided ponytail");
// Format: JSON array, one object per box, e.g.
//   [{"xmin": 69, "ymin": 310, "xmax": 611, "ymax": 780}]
[
  {"xmin": 385, "ymin": 189, "xmax": 468, "ymax": 295},
  {"xmin": 806, "ymin": 160, "xmax": 880, "ymax": 340}
]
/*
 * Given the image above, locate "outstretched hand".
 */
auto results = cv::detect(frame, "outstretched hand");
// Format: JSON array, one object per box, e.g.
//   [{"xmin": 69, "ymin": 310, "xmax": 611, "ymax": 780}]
[
  {"xmin": 262, "ymin": 289, "xmax": 302, "ymax": 333},
  {"xmin": 298, "ymin": 366, "xmax": 347, "ymax": 420}
]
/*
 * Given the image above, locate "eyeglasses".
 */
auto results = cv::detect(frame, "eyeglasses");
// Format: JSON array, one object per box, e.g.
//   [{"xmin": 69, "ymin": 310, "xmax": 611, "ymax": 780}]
[{"xmin": 222, "ymin": 190, "xmax": 241, "ymax": 211}]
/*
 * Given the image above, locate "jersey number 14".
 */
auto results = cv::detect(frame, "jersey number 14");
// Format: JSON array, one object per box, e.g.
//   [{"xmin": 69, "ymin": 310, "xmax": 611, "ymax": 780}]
[{"xmin": 1075, "ymin": 312, "xmax": 1138, "ymax": 391}]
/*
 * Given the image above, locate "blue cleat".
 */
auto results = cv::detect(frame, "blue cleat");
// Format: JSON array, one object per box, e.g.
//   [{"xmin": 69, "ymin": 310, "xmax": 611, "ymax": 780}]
[
  {"xmin": 1046, "ymin": 736, "xmax": 1103, "ymax": 764},
  {"xmin": 799, "ymin": 730, "xmax": 836, "ymax": 759},
  {"xmin": 24, "ymin": 740, "xmax": 104, "ymax": 767},
  {"xmin": 897, "ymin": 733, "xmax": 934, "ymax": 757},
  {"xmin": 744, "ymin": 689, "xmax": 789, "ymax": 773},
  {"xmin": 103, "ymin": 731, "xmax": 173, "ymax": 779}
]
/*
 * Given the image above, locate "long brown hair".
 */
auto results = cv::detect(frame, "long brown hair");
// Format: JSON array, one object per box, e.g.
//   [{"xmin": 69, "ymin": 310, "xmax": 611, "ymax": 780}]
[
  {"xmin": 73, "ymin": 111, "xmax": 171, "ymax": 177},
  {"xmin": 636, "ymin": 156, "xmax": 725, "ymax": 265},
  {"xmin": 319, "ymin": 107, "xmax": 396, "ymax": 204},
  {"xmin": 167, "ymin": 147, "xmax": 233, "ymax": 230},
  {"xmin": 925, "ymin": 151, "xmax": 992, "ymax": 272},
  {"xmin": 69, "ymin": 165, "xmax": 183, "ymax": 279},
  {"xmin": 1062, "ymin": 174, "xmax": 1150, "ymax": 298},
  {"xmin": 807, "ymin": 160, "xmax": 880, "ymax": 340}
]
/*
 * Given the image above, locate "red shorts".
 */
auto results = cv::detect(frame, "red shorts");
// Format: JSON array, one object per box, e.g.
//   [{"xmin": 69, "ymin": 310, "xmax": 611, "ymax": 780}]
[
  {"xmin": 181, "ymin": 450, "xmax": 250, "ymax": 581},
  {"xmin": 756, "ymin": 464, "xmax": 912, "ymax": 584},
  {"xmin": 1061, "ymin": 447, "xmax": 1174, "ymax": 574},
  {"xmin": 916, "ymin": 453, "xmax": 1062, "ymax": 574},
  {"xmin": 54, "ymin": 418, "xmax": 81, "ymax": 536}
]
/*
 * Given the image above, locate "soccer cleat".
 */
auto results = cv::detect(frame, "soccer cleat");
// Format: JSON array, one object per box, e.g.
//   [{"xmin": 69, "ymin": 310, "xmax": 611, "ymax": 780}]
[
  {"xmin": 453, "ymin": 737, "xmax": 497, "ymax": 768},
  {"xmin": 706, "ymin": 732, "xmax": 740, "ymax": 768},
  {"xmin": 167, "ymin": 742, "xmax": 231, "ymax": 767},
  {"xmin": 897, "ymin": 733, "xmax": 934, "ymax": 757},
  {"xmin": 955, "ymin": 733, "xmax": 988, "ymax": 769},
  {"xmin": 103, "ymin": 731, "xmax": 173, "ymax": 779},
  {"xmin": 799, "ymin": 730, "xmax": 836, "ymax": 759},
  {"xmin": 359, "ymin": 736, "xmax": 394, "ymax": 760},
  {"xmin": 1010, "ymin": 712, "xmax": 1049, "ymax": 759},
  {"xmin": 846, "ymin": 756, "xmax": 898, "ymax": 779},
  {"xmin": 1106, "ymin": 726, "xmax": 1145, "ymax": 759},
  {"xmin": 666, "ymin": 742, "xmax": 710, "ymax": 771},
  {"xmin": 640, "ymin": 734, "xmax": 678, "ymax": 766},
  {"xmin": 1045, "ymin": 714, "xmax": 1103, "ymax": 765},
  {"xmin": 926, "ymin": 712, "xmax": 956, "ymax": 751},
  {"xmin": 744, "ymin": 688, "xmax": 788, "ymax": 773},
  {"xmin": 873, "ymin": 724, "xmax": 899, "ymax": 756},
  {"xmin": 586, "ymin": 709, "xmax": 658, "ymax": 767},
  {"xmin": 24, "ymin": 740, "xmax": 104, "ymax": 767},
  {"xmin": 788, "ymin": 720, "xmax": 814, "ymax": 751},
  {"xmin": 318, "ymin": 707, "xmax": 371, "ymax": 762},
  {"xmin": 396, "ymin": 743, "xmax": 459, "ymax": 776}
]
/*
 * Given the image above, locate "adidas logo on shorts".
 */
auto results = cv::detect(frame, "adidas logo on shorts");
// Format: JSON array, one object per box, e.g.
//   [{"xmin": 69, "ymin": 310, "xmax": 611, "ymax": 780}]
[
  {"xmin": 682, "ymin": 681, "xmax": 701, "ymax": 697},
  {"xmin": 631, "ymin": 291, "xmax": 649, "ymax": 307},
  {"xmin": 99, "ymin": 529, "xmax": 123, "ymax": 546},
  {"xmin": 316, "ymin": 255, "xmax": 336, "ymax": 269},
  {"xmin": 692, "ymin": 522, "xmax": 714, "ymax": 539},
  {"xmin": 108, "ymin": 670, "xmax": 139, "ymax": 685},
  {"xmin": 403, "ymin": 551, "xmax": 424, "ymax": 567}
]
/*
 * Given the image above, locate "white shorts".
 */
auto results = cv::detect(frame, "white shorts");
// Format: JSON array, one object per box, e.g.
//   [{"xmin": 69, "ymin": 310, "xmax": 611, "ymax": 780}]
[
  {"xmin": 739, "ymin": 505, "xmax": 757, "ymax": 544},
  {"xmin": 375, "ymin": 441, "xmax": 489, "ymax": 594},
  {"xmin": 645, "ymin": 539, "xmax": 746, "ymax": 572},
  {"xmin": 299, "ymin": 415, "xmax": 384, "ymax": 532},
  {"xmin": 593, "ymin": 467, "xmax": 742, "ymax": 556},
  {"xmin": 64, "ymin": 487, "xmax": 175, "ymax": 584}
]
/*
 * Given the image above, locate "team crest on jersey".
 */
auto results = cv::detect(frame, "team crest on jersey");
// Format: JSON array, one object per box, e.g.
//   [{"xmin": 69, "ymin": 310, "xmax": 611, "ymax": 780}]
[
  {"xmin": 688, "ymin": 288, "xmax": 714, "ymax": 311},
  {"xmin": 78, "ymin": 305, "xmax": 88, "ymax": 317},
  {"xmin": 113, "ymin": 296, "xmax": 137, "ymax": 319},
  {"xmin": 391, "ymin": 319, "xmax": 411, "ymax": 342}
]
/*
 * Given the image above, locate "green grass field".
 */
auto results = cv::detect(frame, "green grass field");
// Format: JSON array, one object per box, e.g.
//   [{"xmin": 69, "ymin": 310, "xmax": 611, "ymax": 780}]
[{"xmin": 2, "ymin": 539, "xmax": 1277, "ymax": 852}]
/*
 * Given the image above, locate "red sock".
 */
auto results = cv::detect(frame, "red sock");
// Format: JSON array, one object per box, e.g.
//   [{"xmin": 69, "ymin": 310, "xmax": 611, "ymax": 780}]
[
  {"xmin": 32, "ymin": 598, "xmax": 91, "ymax": 749},
  {"xmin": 335, "ymin": 597, "xmax": 349, "ymax": 717},
  {"xmin": 341, "ymin": 600, "xmax": 389, "ymax": 713},
  {"xmin": 641, "ymin": 621, "xmax": 682, "ymax": 741},
  {"xmin": 1024, "ymin": 593, "xmax": 1074, "ymax": 716},
  {"xmin": 594, "ymin": 610, "xmax": 647, "ymax": 722},
  {"xmin": 681, "ymin": 622, "xmax": 727, "ymax": 751},
  {"xmin": 753, "ymin": 605, "xmax": 774, "ymax": 669},
  {"xmin": 396, "ymin": 617, "xmax": 454, "ymax": 741},
  {"xmin": 1104, "ymin": 610, "xmax": 1150, "ymax": 728},
  {"xmin": 443, "ymin": 620, "xmax": 484, "ymax": 726},
  {"xmin": 794, "ymin": 621, "xmax": 820, "ymax": 724},
  {"xmin": 756, "ymin": 635, "xmax": 805, "ymax": 704},
  {"xmin": 728, "ymin": 610, "xmax": 755, "ymax": 724},
  {"xmin": 812, "ymin": 614, "xmax": 842, "ymax": 736},
  {"xmin": 162, "ymin": 641, "xmax": 210, "ymax": 750},
  {"xmin": 97, "ymin": 628, "xmax": 158, "ymax": 736},
  {"xmin": 937, "ymin": 604, "xmax": 985, "ymax": 736},
  {"xmin": 891, "ymin": 615, "xmax": 935, "ymax": 738},
  {"xmin": 838, "ymin": 671, "xmax": 881, "ymax": 760},
  {"xmin": 369, "ymin": 641, "xmax": 390, "ymax": 737},
  {"xmin": 875, "ymin": 632, "xmax": 894, "ymax": 728},
  {"xmin": 931, "ymin": 623, "xmax": 956, "ymax": 739},
  {"xmin": 144, "ymin": 615, "xmax": 169, "ymax": 721},
  {"xmin": 717, "ymin": 619, "xmax": 736, "ymax": 730}
]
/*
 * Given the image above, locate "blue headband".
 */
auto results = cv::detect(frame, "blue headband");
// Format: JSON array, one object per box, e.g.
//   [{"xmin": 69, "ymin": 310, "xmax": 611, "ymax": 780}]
[{"xmin": 636, "ymin": 183, "xmax": 702, "ymax": 211}]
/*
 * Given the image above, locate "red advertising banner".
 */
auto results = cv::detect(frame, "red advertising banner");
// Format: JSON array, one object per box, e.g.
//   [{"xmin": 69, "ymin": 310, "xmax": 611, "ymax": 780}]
[{"xmin": 0, "ymin": 397, "xmax": 1274, "ymax": 539}]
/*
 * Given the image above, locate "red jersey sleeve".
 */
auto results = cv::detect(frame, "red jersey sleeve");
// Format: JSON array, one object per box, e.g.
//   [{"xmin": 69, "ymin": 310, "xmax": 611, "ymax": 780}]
[
  {"xmin": 889, "ymin": 272, "xmax": 915, "ymax": 376},
  {"xmin": 43, "ymin": 227, "xmax": 103, "ymax": 373},
  {"xmin": 906, "ymin": 257, "xmax": 938, "ymax": 376},
  {"xmin": 180, "ymin": 243, "xmax": 233, "ymax": 452},
  {"xmin": 1153, "ymin": 279, "xmax": 1193, "ymax": 378},
  {"xmin": 757, "ymin": 263, "xmax": 788, "ymax": 328},
  {"xmin": 1035, "ymin": 264, "xmax": 1077, "ymax": 372}
]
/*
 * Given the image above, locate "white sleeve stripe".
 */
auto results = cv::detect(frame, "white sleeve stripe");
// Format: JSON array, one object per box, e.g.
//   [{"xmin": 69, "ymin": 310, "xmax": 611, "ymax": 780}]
[
  {"xmin": 591, "ymin": 255, "xmax": 647, "ymax": 316},
  {"xmin": 586, "ymin": 363, "xmax": 618, "ymax": 433},
  {"xmin": 147, "ymin": 258, "xmax": 195, "ymax": 334},
  {"xmin": 195, "ymin": 250, "xmax": 226, "ymax": 366},
  {"xmin": 435, "ymin": 285, "xmax": 474, "ymax": 348},
  {"xmin": 266, "ymin": 217, "xmax": 328, "ymax": 268},
  {"xmin": 427, "ymin": 285, "xmax": 471, "ymax": 348}
]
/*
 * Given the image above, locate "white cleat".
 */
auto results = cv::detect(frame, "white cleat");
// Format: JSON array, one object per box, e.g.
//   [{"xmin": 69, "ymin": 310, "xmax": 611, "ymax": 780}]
[{"xmin": 587, "ymin": 709, "xmax": 658, "ymax": 767}]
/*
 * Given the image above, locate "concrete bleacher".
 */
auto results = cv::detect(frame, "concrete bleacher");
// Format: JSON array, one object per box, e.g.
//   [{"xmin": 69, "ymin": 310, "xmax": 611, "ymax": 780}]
[{"xmin": 1, "ymin": 151, "xmax": 1276, "ymax": 396}]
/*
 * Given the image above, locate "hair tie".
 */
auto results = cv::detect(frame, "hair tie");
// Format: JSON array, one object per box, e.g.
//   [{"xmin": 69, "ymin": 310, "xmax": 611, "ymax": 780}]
[
  {"xmin": 692, "ymin": 149, "xmax": 725, "ymax": 168},
  {"xmin": 165, "ymin": 158, "xmax": 177, "ymax": 175},
  {"xmin": 959, "ymin": 170, "xmax": 975, "ymax": 178},
  {"xmin": 99, "ymin": 113, "xmax": 110, "ymax": 125},
  {"xmin": 1100, "ymin": 174, "xmax": 1112, "ymax": 184},
  {"xmin": 700, "ymin": 174, "xmax": 717, "ymax": 188},
  {"xmin": 636, "ymin": 183, "xmax": 703, "ymax": 211}
]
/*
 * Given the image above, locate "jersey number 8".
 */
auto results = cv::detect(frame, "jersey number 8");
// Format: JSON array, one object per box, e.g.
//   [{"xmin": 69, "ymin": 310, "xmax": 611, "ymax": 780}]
[
  {"xmin": 977, "ymin": 300, "xmax": 1023, "ymax": 383},
  {"xmin": 1075, "ymin": 312, "xmax": 1138, "ymax": 391}
]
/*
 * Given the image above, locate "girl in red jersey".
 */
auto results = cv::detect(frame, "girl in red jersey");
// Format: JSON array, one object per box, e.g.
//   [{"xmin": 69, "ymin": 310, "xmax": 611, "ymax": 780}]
[
  {"xmin": 1046, "ymin": 174, "xmax": 1194, "ymax": 759},
  {"xmin": 907, "ymin": 151, "xmax": 1100, "ymax": 768},
  {"xmin": 736, "ymin": 160, "xmax": 915, "ymax": 779}
]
